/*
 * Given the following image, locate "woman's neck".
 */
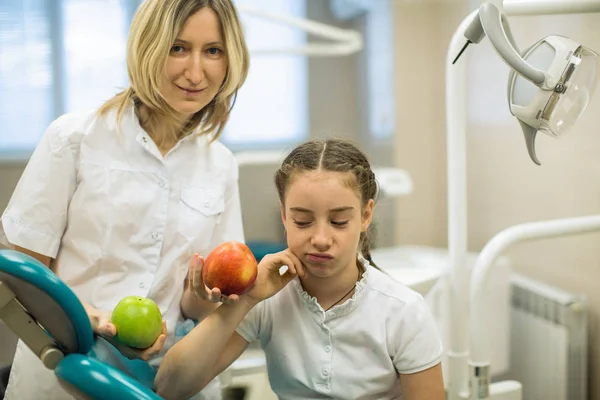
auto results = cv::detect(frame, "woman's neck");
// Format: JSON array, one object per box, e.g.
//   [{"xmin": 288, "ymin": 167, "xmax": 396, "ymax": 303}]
[
  {"xmin": 137, "ymin": 105, "xmax": 188, "ymax": 156},
  {"xmin": 300, "ymin": 260, "xmax": 363, "ymax": 310}
]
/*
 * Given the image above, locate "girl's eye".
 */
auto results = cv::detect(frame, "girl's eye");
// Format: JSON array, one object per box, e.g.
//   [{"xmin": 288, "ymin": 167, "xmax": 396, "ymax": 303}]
[
  {"xmin": 293, "ymin": 220, "xmax": 311, "ymax": 227},
  {"xmin": 331, "ymin": 220, "xmax": 349, "ymax": 226}
]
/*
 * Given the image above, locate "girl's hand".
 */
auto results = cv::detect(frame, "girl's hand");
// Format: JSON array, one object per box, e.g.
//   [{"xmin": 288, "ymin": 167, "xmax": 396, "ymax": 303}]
[
  {"xmin": 188, "ymin": 253, "xmax": 240, "ymax": 305},
  {"xmin": 86, "ymin": 304, "xmax": 168, "ymax": 361},
  {"xmin": 246, "ymin": 249, "xmax": 305, "ymax": 303}
]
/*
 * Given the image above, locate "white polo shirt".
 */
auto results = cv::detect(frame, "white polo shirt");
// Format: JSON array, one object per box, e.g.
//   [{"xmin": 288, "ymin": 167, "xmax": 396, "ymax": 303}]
[
  {"xmin": 236, "ymin": 260, "xmax": 443, "ymax": 400},
  {"xmin": 1, "ymin": 104, "xmax": 243, "ymax": 399}
]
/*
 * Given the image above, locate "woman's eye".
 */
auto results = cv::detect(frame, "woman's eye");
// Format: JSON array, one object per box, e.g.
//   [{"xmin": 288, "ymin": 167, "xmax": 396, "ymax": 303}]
[
  {"xmin": 206, "ymin": 47, "xmax": 222, "ymax": 56},
  {"xmin": 171, "ymin": 45, "xmax": 186, "ymax": 54}
]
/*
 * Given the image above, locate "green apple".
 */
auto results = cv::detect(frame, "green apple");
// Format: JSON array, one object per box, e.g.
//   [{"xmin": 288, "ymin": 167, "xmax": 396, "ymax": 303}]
[{"xmin": 111, "ymin": 296, "xmax": 162, "ymax": 349}]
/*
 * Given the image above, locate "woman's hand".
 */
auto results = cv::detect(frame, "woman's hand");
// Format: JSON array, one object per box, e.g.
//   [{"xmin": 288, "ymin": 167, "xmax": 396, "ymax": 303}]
[
  {"xmin": 107, "ymin": 321, "xmax": 168, "ymax": 361},
  {"xmin": 86, "ymin": 305, "xmax": 117, "ymax": 337},
  {"xmin": 85, "ymin": 303, "xmax": 168, "ymax": 361},
  {"xmin": 245, "ymin": 249, "xmax": 305, "ymax": 303},
  {"xmin": 188, "ymin": 253, "xmax": 240, "ymax": 305}
]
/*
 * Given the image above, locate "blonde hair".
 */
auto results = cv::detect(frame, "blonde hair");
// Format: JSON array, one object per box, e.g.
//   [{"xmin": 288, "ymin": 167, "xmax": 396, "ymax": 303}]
[{"xmin": 97, "ymin": 0, "xmax": 249, "ymax": 142}]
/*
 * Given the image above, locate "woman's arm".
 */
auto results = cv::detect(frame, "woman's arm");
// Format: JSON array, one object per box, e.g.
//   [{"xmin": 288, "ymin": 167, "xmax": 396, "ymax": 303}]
[
  {"xmin": 13, "ymin": 245, "xmax": 115, "ymax": 334},
  {"xmin": 11, "ymin": 245, "xmax": 167, "ymax": 360},
  {"xmin": 399, "ymin": 363, "xmax": 445, "ymax": 400}
]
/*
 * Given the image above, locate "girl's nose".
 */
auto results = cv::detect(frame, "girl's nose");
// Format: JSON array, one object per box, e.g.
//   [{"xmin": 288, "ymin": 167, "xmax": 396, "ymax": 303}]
[{"xmin": 311, "ymin": 225, "xmax": 332, "ymax": 250}]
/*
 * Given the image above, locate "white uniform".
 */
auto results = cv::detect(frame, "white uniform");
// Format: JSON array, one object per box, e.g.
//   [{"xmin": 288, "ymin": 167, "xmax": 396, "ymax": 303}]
[
  {"xmin": 236, "ymin": 259, "xmax": 443, "ymax": 400},
  {"xmin": 0, "ymin": 105, "xmax": 244, "ymax": 399}
]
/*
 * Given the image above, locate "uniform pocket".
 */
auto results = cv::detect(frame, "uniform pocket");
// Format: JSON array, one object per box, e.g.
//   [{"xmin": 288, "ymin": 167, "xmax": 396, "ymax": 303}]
[{"xmin": 178, "ymin": 182, "xmax": 225, "ymax": 249}]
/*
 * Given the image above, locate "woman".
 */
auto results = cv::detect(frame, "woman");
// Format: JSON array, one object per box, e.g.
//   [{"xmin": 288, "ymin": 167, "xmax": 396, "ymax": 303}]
[{"xmin": 0, "ymin": 0, "xmax": 249, "ymax": 398}]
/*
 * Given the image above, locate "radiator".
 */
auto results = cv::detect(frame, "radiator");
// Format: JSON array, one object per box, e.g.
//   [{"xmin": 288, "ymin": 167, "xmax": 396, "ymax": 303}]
[{"xmin": 505, "ymin": 273, "xmax": 588, "ymax": 400}]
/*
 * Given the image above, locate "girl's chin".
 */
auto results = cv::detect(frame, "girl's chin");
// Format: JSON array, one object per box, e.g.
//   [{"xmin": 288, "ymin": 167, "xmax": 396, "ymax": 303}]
[{"xmin": 303, "ymin": 264, "xmax": 336, "ymax": 279}]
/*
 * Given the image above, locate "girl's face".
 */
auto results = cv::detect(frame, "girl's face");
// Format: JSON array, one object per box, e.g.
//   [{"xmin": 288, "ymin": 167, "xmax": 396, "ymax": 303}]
[
  {"xmin": 161, "ymin": 7, "xmax": 227, "ymax": 119},
  {"xmin": 281, "ymin": 170, "xmax": 374, "ymax": 279}
]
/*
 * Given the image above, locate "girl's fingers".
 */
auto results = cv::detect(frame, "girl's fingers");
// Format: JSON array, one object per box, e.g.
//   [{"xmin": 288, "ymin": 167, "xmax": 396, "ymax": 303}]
[
  {"xmin": 192, "ymin": 254, "xmax": 203, "ymax": 289},
  {"xmin": 221, "ymin": 294, "xmax": 239, "ymax": 305},
  {"xmin": 277, "ymin": 252, "xmax": 304, "ymax": 278},
  {"xmin": 209, "ymin": 287, "xmax": 221, "ymax": 302}
]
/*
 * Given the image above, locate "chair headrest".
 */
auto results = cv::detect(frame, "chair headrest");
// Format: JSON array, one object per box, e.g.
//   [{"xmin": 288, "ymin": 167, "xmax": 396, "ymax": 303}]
[{"xmin": 0, "ymin": 250, "xmax": 94, "ymax": 354}]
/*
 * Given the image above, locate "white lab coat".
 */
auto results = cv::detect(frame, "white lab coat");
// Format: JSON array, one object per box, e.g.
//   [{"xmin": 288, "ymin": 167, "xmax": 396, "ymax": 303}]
[{"xmin": 0, "ymin": 105, "xmax": 244, "ymax": 399}]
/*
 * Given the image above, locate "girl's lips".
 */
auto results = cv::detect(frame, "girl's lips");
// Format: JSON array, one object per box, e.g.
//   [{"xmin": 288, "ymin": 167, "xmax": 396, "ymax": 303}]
[{"xmin": 306, "ymin": 253, "xmax": 333, "ymax": 263}]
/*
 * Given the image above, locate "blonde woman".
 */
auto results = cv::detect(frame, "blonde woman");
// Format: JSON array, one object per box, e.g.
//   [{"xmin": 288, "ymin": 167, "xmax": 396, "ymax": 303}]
[{"xmin": 0, "ymin": 0, "xmax": 249, "ymax": 399}]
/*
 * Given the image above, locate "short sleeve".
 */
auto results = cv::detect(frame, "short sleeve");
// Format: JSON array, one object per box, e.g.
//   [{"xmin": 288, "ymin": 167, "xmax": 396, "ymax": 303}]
[
  {"xmin": 0, "ymin": 114, "xmax": 81, "ymax": 257},
  {"xmin": 235, "ymin": 301, "xmax": 267, "ymax": 344},
  {"xmin": 390, "ymin": 294, "xmax": 443, "ymax": 374}
]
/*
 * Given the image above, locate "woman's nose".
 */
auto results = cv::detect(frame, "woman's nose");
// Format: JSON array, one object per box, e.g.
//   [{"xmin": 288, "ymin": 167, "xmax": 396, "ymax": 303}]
[{"xmin": 185, "ymin": 53, "xmax": 204, "ymax": 85}]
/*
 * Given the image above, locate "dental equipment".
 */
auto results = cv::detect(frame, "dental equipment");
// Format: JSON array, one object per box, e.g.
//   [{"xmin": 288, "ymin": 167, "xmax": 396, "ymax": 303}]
[
  {"xmin": 446, "ymin": 1, "xmax": 600, "ymax": 399},
  {"xmin": 237, "ymin": 5, "xmax": 362, "ymax": 56}
]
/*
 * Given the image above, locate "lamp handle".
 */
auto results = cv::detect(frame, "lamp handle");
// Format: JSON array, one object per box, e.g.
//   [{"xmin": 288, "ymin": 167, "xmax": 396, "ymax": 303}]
[{"xmin": 479, "ymin": 2, "xmax": 546, "ymax": 85}]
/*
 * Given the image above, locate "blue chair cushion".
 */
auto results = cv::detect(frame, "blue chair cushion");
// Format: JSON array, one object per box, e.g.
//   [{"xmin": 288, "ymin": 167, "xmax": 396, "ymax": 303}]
[{"xmin": 55, "ymin": 354, "xmax": 162, "ymax": 400}]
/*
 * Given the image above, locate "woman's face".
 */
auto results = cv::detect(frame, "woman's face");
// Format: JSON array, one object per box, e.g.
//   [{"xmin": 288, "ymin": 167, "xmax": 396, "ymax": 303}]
[{"xmin": 161, "ymin": 7, "xmax": 228, "ymax": 119}]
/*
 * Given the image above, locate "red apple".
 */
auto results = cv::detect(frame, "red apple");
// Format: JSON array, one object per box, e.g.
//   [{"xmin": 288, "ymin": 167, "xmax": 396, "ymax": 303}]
[{"xmin": 202, "ymin": 241, "xmax": 258, "ymax": 296}]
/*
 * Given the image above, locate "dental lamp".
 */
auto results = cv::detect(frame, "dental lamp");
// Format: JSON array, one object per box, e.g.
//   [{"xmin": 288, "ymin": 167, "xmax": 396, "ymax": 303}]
[
  {"xmin": 446, "ymin": 1, "xmax": 600, "ymax": 400},
  {"xmin": 452, "ymin": 3, "xmax": 599, "ymax": 166}
]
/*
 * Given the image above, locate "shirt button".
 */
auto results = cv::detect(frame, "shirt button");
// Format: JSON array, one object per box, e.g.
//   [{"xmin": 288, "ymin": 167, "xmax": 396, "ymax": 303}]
[
  {"xmin": 151, "ymin": 232, "xmax": 161, "ymax": 240},
  {"xmin": 324, "ymin": 346, "xmax": 331, "ymax": 353},
  {"xmin": 322, "ymin": 368, "xmax": 329, "ymax": 376},
  {"xmin": 330, "ymin": 312, "xmax": 336, "ymax": 318},
  {"xmin": 158, "ymin": 180, "xmax": 166, "ymax": 188},
  {"xmin": 142, "ymin": 136, "xmax": 148, "ymax": 143},
  {"xmin": 139, "ymin": 282, "xmax": 146, "ymax": 289}
]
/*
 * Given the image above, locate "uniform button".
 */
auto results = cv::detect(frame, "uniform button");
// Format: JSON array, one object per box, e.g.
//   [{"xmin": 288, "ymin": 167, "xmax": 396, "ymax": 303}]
[
  {"xmin": 324, "ymin": 346, "xmax": 331, "ymax": 353},
  {"xmin": 151, "ymin": 232, "xmax": 161, "ymax": 240},
  {"xmin": 322, "ymin": 368, "xmax": 329, "ymax": 376},
  {"xmin": 139, "ymin": 282, "xmax": 146, "ymax": 289},
  {"xmin": 142, "ymin": 136, "xmax": 148, "ymax": 143}
]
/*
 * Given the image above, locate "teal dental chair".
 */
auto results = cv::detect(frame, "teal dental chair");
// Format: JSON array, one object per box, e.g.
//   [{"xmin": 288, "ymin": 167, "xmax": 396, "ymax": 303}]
[{"xmin": 0, "ymin": 249, "xmax": 162, "ymax": 399}]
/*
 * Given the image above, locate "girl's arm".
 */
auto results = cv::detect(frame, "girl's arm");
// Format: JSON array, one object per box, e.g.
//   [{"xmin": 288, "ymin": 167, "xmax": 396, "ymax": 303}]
[
  {"xmin": 155, "ymin": 300, "xmax": 255, "ymax": 400},
  {"xmin": 179, "ymin": 253, "xmax": 221, "ymax": 321},
  {"xmin": 155, "ymin": 250, "xmax": 304, "ymax": 400},
  {"xmin": 399, "ymin": 363, "xmax": 445, "ymax": 400}
]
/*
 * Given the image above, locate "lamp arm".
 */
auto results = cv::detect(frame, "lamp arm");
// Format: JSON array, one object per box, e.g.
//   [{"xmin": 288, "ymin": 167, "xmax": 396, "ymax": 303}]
[{"xmin": 479, "ymin": 3, "xmax": 546, "ymax": 85}]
